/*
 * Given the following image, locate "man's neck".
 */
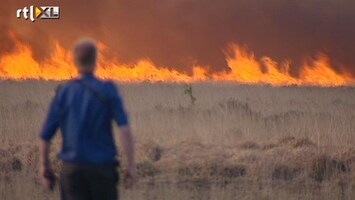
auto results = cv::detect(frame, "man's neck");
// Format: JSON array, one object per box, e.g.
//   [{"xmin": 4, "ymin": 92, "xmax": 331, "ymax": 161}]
[{"xmin": 79, "ymin": 72, "xmax": 94, "ymax": 79}]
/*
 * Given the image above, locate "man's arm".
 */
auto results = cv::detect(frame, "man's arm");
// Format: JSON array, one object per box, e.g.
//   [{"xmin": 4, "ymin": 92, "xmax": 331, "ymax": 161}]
[
  {"xmin": 39, "ymin": 140, "xmax": 51, "ymax": 167},
  {"xmin": 120, "ymin": 125, "xmax": 135, "ymax": 169},
  {"xmin": 39, "ymin": 139, "xmax": 55, "ymax": 190},
  {"xmin": 119, "ymin": 125, "xmax": 137, "ymax": 188},
  {"xmin": 108, "ymin": 82, "xmax": 137, "ymax": 187},
  {"xmin": 39, "ymin": 92, "xmax": 61, "ymax": 190}
]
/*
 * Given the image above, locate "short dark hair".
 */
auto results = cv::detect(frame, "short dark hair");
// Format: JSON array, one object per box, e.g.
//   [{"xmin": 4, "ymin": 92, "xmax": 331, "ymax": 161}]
[{"xmin": 73, "ymin": 38, "xmax": 97, "ymax": 67}]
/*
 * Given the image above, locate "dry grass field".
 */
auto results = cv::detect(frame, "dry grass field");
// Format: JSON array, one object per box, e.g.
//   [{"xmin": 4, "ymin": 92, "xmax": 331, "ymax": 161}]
[{"xmin": 1, "ymin": 80, "xmax": 355, "ymax": 200}]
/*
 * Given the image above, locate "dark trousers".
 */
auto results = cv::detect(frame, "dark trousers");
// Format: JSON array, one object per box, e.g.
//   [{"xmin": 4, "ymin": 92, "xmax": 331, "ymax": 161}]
[{"xmin": 60, "ymin": 162, "xmax": 119, "ymax": 200}]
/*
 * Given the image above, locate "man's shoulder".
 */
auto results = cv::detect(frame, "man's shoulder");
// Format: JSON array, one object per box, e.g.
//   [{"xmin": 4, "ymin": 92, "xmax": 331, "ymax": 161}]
[
  {"xmin": 89, "ymin": 79, "xmax": 121, "ymax": 101},
  {"xmin": 93, "ymin": 78, "xmax": 117, "ymax": 90},
  {"xmin": 54, "ymin": 79, "xmax": 81, "ymax": 96},
  {"xmin": 103, "ymin": 80, "xmax": 117, "ymax": 89},
  {"xmin": 58, "ymin": 79, "xmax": 79, "ymax": 90},
  {"xmin": 56, "ymin": 78, "xmax": 119, "ymax": 97},
  {"xmin": 95, "ymin": 80, "xmax": 123, "ymax": 99},
  {"xmin": 84, "ymin": 77, "xmax": 119, "ymax": 95}
]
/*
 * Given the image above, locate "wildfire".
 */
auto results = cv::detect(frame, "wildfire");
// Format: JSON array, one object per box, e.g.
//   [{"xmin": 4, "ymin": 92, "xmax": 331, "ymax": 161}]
[{"xmin": 0, "ymin": 35, "xmax": 354, "ymax": 86}]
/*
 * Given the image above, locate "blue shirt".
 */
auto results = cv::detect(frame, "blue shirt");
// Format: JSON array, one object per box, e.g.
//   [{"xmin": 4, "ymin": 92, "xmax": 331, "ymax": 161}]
[{"xmin": 40, "ymin": 74, "xmax": 129, "ymax": 164}]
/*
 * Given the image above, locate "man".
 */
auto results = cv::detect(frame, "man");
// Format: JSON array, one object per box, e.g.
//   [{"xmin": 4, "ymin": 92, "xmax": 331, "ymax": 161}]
[{"xmin": 39, "ymin": 38, "xmax": 137, "ymax": 200}]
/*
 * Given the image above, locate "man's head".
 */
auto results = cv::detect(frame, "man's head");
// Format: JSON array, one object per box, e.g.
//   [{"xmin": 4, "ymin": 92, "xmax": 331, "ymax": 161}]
[{"xmin": 73, "ymin": 38, "xmax": 97, "ymax": 74}]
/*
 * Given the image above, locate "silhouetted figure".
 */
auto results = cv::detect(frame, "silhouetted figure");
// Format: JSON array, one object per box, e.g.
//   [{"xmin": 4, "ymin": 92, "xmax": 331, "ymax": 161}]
[{"xmin": 39, "ymin": 38, "xmax": 137, "ymax": 200}]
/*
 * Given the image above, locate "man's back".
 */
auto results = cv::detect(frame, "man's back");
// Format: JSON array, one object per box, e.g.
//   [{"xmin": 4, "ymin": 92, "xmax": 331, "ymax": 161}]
[
  {"xmin": 40, "ymin": 74, "xmax": 128, "ymax": 164},
  {"xmin": 39, "ymin": 39, "xmax": 136, "ymax": 199}
]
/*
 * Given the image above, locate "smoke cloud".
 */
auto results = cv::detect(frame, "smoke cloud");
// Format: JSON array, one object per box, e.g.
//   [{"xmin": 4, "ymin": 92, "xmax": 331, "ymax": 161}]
[{"xmin": 1, "ymin": 0, "xmax": 355, "ymax": 75}]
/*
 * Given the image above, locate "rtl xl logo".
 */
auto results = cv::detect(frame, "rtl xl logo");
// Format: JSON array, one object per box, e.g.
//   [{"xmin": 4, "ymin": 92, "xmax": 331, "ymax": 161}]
[{"xmin": 17, "ymin": 6, "xmax": 60, "ymax": 22}]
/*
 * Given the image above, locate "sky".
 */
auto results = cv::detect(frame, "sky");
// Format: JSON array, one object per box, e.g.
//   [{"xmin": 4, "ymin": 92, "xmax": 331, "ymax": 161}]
[{"xmin": 1, "ymin": 0, "xmax": 355, "ymax": 76}]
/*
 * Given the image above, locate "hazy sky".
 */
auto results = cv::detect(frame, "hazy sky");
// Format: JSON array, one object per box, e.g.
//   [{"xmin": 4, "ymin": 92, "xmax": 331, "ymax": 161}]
[{"xmin": 1, "ymin": 0, "xmax": 355, "ymax": 76}]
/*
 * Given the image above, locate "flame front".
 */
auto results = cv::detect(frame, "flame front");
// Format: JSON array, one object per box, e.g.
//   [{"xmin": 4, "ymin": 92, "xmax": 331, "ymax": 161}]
[{"xmin": 0, "ymin": 36, "xmax": 354, "ymax": 86}]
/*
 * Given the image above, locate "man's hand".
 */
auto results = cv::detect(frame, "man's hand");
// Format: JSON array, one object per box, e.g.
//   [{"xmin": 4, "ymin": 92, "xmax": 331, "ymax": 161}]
[
  {"xmin": 124, "ymin": 165, "xmax": 138, "ymax": 189},
  {"xmin": 39, "ymin": 164, "xmax": 56, "ymax": 190}
]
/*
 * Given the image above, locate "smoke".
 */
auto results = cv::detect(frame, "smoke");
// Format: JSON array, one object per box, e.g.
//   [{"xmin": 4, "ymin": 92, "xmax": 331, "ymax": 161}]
[{"xmin": 2, "ymin": 0, "xmax": 355, "ymax": 75}]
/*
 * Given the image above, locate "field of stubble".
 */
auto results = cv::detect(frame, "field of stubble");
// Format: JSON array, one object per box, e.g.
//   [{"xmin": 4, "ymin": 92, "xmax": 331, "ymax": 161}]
[{"xmin": 0, "ymin": 80, "xmax": 355, "ymax": 200}]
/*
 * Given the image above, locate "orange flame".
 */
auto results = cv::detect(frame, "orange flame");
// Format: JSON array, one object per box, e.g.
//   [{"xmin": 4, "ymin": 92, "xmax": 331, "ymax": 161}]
[{"xmin": 0, "ymin": 36, "xmax": 354, "ymax": 86}]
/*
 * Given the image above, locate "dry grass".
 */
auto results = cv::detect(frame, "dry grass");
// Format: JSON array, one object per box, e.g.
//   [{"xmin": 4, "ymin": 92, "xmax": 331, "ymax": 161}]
[{"xmin": 1, "ymin": 80, "xmax": 355, "ymax": 199}]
